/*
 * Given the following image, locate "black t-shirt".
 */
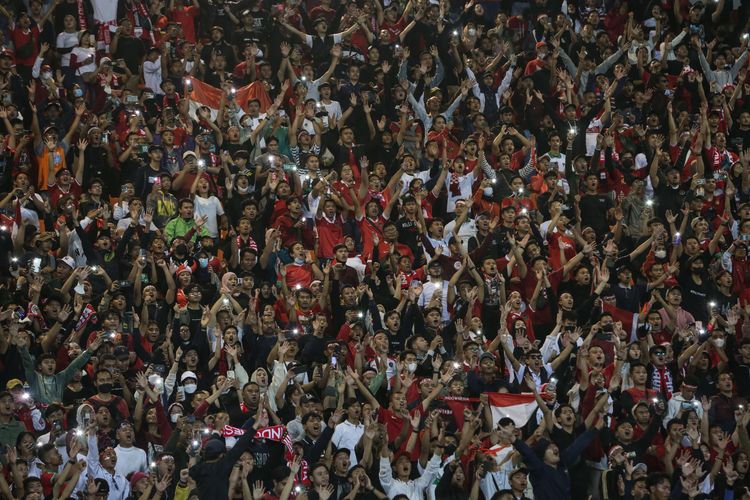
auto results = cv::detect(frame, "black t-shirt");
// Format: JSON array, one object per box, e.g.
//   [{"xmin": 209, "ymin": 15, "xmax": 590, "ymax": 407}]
[
  {"xmin": 396, "ymin": 217, "xmax": 420, "ymax": 262},
  {"xmin": 113, "ymin": 36, "xmax": 146, "ymax": 75},
  {"xmin": 579, "ymin": 193, "xmax": 613, "ymax": 237},
  {"xmin": 654, "ymin": 180, "xmax": 690, "ymax": 219}
]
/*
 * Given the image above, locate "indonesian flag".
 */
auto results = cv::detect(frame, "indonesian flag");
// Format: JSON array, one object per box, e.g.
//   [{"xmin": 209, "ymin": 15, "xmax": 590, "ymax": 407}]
[
  {"xmin": 488, "ymin": 392, "xmax": 538, "ymax": 427},
  {"xmin": 603, "ymin": 303, "xmax": 639, "ymax": 342},
  {"xmin": 186, "ymin": 78, "xmax": 273, "ymax": 122}
]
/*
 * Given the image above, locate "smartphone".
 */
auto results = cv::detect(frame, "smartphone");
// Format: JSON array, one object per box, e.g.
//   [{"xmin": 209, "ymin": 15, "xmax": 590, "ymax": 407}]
[
  {"xmin": 31, "ymin": 257, "xmax": 41, "ymax": 274},
  {"xmin": 226, "ymin": 370, "xmax": 235, "ymax": 380}
]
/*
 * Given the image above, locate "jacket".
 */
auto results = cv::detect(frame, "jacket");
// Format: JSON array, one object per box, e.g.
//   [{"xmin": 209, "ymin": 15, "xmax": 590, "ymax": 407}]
[{"xmin": 19, "ymin": 346, "xmax": 93, "ymax": 404}]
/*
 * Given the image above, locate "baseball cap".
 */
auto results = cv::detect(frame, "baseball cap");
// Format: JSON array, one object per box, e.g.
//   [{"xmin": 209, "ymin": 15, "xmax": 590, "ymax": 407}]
[
  {"xmin": 6, "ymin": 379, "xmax": 23, "ymax": 390},
  {"xmin": 180, "ymin": 371, "xmax": 197, "ymax": 383}
]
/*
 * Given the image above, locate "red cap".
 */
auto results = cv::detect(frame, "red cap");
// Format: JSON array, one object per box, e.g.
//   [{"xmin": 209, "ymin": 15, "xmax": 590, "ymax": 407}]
[{"xmin": 535, "ymin": 41, "xmax": 547, "ymax": 50}]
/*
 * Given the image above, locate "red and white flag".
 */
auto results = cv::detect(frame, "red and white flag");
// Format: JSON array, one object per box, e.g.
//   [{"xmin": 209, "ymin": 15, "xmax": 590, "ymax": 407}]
[
  {"xmin": 187, "ymin": 78, "xmax": 273, "ymax": 122},
  {"xmin": 488, "ymin": 392, "xmax": 538, "ymax": 427},
  {"xmin": 603, "ymin": 303, "xmax": 639, "ymax": 342}
]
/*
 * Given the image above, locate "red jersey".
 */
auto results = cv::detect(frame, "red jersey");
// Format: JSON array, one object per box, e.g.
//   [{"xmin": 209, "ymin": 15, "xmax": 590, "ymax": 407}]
[
  {"xmin": 315, "ymin": 213, "xmax": 345, "ymax": 258},
  {"xmin": 169, "ymin": 6, "xmax": 199, "ymax": 42}
]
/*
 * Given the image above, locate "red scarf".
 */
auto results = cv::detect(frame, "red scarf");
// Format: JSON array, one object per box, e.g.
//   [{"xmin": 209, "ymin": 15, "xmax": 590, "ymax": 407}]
[{"xmin": 77, "ymin": 0, "xmax": 87, "ymax": 30}]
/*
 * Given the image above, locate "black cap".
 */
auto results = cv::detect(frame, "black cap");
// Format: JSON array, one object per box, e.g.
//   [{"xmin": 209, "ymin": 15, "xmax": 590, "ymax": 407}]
[
  {"xmin": 94, "ymin": 478, "xmax": 110, "ymax": 494},
  {"xmin": 113, "ymin": 345, "xmax": 129, "ymax": 358}
]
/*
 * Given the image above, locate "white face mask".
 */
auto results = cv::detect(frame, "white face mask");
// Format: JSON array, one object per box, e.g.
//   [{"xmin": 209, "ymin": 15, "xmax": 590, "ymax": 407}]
[
  {"xmin": 407, "ymin": 362, "xmax": 417, "ymax": 373},
  {"xmin": 184, "ymin": 383, "xmax": 197, "ymax": 394},
  {"xmin": 713, "ymin": 338, "xmax": 725, "ymax": 348},
  {"xmin": 654, "ymin": 250, "xmax": 667, "ymax": 259},
  {"xmin": 237, "ymin": 185, "xmax": 249, "ymax": 194},
  {"xmin": 170, "ymin": 413, "xmax": 182, "ymax": 423}
]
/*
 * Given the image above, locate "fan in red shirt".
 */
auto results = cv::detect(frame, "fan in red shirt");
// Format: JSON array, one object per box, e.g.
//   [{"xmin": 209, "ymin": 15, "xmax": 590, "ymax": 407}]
[
  {"xmin": 273, "ymin": 197, "xmax": 315, "ymax": 249},
  {"xmin": 280, "ymin": 241, "xmax": 324, "ymax": 290},
  {"xmin": 315, "ymin": 197, "xmax": 346, "ymax": 260}
]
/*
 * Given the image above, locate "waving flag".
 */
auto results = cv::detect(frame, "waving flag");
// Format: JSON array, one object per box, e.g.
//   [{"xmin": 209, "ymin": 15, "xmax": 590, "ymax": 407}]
[
  {"xmin": 603, "ymin": 302, "xmax": 639, "ymax": 342},
  {"xmin": 186, "ymin": 78, "xmax": 273, "ymax": 122},
  {"xmin": 488, "ymin": 392, "xmax": 538, "ymax": 427}
]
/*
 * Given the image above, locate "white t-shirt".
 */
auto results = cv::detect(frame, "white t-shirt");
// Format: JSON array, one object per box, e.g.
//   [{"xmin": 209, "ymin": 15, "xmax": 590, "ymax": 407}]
[
  {"xmin": 114, "ymin": 445, "xmax": 148, "ymax": 479},
  {"xmin": 142, "ymin": 58, "xmax": 163, "ymax": 96},
  {"xmin": 71, "ymin": 46, "xmax": 96, "ymax": 75},
  {"xmin": 193, "ymin": 195, "xmax": 225, "ymax": 237},
  {"xmin": 56, "ymin": 31, "xmax": 79, "ymax": 67},
  {"xmin": 444, "ymin": 218, "xmax": 477, "ymax": 253},
  {"xmin": 320, "ymin": 100, "xmax": 342, "ymax": 130}
]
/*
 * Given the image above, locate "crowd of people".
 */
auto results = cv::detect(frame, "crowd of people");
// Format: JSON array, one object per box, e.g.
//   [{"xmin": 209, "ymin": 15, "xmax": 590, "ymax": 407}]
[{"xmin": 1, "ymin": 0, "xmax": 750, "ymax": 498}]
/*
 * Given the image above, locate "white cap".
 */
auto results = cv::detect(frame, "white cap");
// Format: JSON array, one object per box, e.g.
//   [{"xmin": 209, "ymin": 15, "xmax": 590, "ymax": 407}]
[
  {"xmin": 180, "ymin": 371, "xmax": 197, "ymax": 383},
  {"xmin": 60, "ymin": 256, "xmax": 75, "ymax": 268}
]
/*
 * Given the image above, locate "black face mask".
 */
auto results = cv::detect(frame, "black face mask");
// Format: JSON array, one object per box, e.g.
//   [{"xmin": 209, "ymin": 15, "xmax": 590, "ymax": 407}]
[
  {"xmin": 98, "ymin": 383, "xmax": 113, "ymax": 394},
  {"xmin": 175, "ymin": 244, "xmax": 188, "ymax": 256},
  {"xmin": 621, "ymin": 158, "xmax": 634, "ymax": 169},
  {"xmin": 444, "ymin": 444, "xmax": 457, "ymax": 456}
]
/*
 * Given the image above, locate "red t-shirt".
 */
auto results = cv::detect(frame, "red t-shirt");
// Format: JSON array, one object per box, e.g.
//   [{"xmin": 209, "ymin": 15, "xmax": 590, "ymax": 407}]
[
  {"xmin": 12, "ymin": 27, "xmax": 39, "ymax": 67},
  {"xmin": 170, "ymin": 6, "xmax": 199, "ymax": 42},
  {"xmin": 316, "ymin": 213, "xmax": 345, "ymax": 258},
  {"xmin": 282, "ymin": 262, "xmax": 314, "ymax": 290}
]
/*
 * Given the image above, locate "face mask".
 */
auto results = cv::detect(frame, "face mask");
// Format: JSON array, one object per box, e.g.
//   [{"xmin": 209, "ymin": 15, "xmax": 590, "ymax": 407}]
[
  {"xmin": 184, "ymin": 383, "xmax": 197, "ymax": 394},
  {"xmin": 74, "ymin": 88, "xmax": 83, "ymax": 98},
  {"xmin": 654, "ymin": 250, "xmax": 667, "ymax": 259},
  {"xmin": 444, "ymin": 444, "xmax": 457, "ymax": 456},
  {"xmin": 237, "ymin": 185, "xmax": 249, "ymax": 194},
  {"xmin": 144, "ymin": 93, "xmax": 154, "ymax": 100},
  {"xmin": 41, "ymin": 72, "xmax": 52, "ymax": 80},
  {"xmin": 713, "ymin": 338, "xmax": 725, "ymax": 348},
  {"xmin": 407, "ymin": 362, "xmax": 417, "ymax": 373},
  {"xmin": 98, "ymin": 383, "xmax": 112, "ymax": 394},
  {"xmin": 621, "ymin": 158, "xmax": 633, "ymax": 168},
  {"xmin": 294, "ymin": 257, "xmax": 305, "ymax": 265},
  {"xmin": 170, "ymin": 413, "xmax": 182, "ymax": 423},
  {"xmin": 175, "ymin": 244, "xmax": 188, "ymax": 255},
  {"xmin": 199, "ymin": 258, "xmax": 209, "ymax": 268},
  {"xmin": 483, "ymin": 187, "xmax": 493, "ymax": 196}
]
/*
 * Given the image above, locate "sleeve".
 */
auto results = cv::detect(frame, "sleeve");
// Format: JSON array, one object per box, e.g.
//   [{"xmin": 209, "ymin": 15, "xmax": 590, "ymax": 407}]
[
  {"xmin": 443, "ymin": 92, "xmax": 463, "ymax": 121},
  {"xmin": 495, "ymin": 65, "xmax": 515, "ymax": 106},
  {"xmin": 30, "ymin": 407, "xmax": 46, "ymax": 431},
  {"xmin": 731, "ymin": 50, "xmax": 749, "ymax": 79},
  {"xmin": 19, "ymin": 346, "xmax": 37, "ymax": 382},
  {"xmin": 266, "ymin": 360, "xmax": 288, "ymax": 412},
  {"xmin": 56, "ymin": 348, "xmax": 93, "ymax": 385},
  {"xmin": 465, "ymin": 66, "xmax": 482, "ymax": 101},
  {"xmin": 429, "ymin": 56, "xmax": 445, "ymax": 88},
  {"xmin": 413, "ymin": 453, "xmax": 441, "ymax": 491},
  {"xmin": 560, "ymin": 427, "xmax": 598, "ymax": 465},
  {"xmin": 557, "ymin": 47, "xmax": 578, "ymax": 76},
  {"xmin": 378, "ymin": 456, "xmax": 394, "ymax": 495},
  {"xmin": 407, "ymin": 89, "xmax": 429, "ymax": 124},
  {"xmin": 513, "ymin": 437, "xmax": 546, "ymax": 472},
  {"xmin": 594, "ymin": 48, "xmax": 625, "ymax": 75},
  {"xmin": 698, "ymin": 50, "xmax": 718, "ymax": 83},
  {"xmin": 86, "ymin": 433, "xmax": 103, "ymax": 476}
]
